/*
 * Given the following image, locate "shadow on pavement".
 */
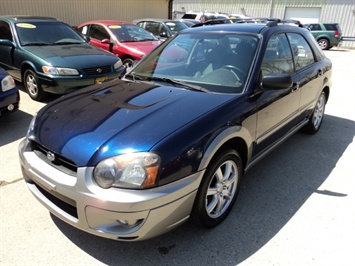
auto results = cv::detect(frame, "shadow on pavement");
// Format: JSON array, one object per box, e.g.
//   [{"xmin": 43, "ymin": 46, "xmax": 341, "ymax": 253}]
[
  {"xmin": 0, "ymin": 109, "xmax": 33, "ymax": 146},
  {"xmin": 48, "ymin": 113, "xmax": 354, "ymax": 265}
]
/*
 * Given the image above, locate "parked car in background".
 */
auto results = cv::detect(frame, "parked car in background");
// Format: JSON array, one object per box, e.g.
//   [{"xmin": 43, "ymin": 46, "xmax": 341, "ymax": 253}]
[
  {"xmin": 304, "ymin": 22, "xmax": 343, "ymax": 50},
  {"xmin": 0, "ymin": 16, "xmax": 125, "ymax": 101},
  {"xmin": 76, "ymin": 20, "xmax": 161, "ymax": 69},
  {"xmin": 174, "ymin": 18, "xmax": 201, "ymax": 27},
  {"xmin": 133, "ymin": 18, "xmax": 188, "ymax": 41},
  {"xmin": 181, "ymin": 11, "xmax": 229, "ymax": 22},
  {"xmin": 19, "ymin": 19, "xmax": 332, "ymax": 241},
  {"xmin": 0, "ymin": 67, "xmax": 19, "ymax": 115}
]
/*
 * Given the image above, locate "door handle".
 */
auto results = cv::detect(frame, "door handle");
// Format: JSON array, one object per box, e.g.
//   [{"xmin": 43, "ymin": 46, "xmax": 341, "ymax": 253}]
[{"xmin": 291, "ymin": 82, "xmax": 300, "ymax": 92}]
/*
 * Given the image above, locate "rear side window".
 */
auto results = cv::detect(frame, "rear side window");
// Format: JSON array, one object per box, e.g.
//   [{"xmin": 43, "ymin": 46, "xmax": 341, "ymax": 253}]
[
  {"xmin": 287, "ymin": 33, "xmax": 315, "ymax": 71},
  {"xmin": 307, "ymin": 24, "xmax": 321, "ymax": 31},
  {"xmin": 324, "ymin": 24, "xmax": 338, "ymax": 31}
]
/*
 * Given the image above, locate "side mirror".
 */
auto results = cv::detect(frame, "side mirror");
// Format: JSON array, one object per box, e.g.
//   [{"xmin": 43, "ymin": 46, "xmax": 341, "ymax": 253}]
[
  {"xmin": 261, "ymin": 73, "xmax": 293, "ymax": 90},
  {"xmin": 83, "ymin": 36, "xmax": 91, "ymax": 42},
  {"xmin": 0, "ymin": 39, "xmax": 14, "ymax": 47},
  {"xmin": 101, "ymin": 38, "xmax": 112, "ymax": 44}
]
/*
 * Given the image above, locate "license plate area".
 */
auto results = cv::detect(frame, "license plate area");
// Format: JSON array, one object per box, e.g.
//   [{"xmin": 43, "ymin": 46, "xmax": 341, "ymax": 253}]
[{"xmin": 95, "ymin": 77, "xmax": 109, "ymax": 84}]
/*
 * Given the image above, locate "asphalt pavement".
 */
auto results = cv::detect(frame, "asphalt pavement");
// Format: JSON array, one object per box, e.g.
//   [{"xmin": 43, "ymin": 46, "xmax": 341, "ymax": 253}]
[{"xmin": 1, "ymin": 49, "xmax": 355, "ymax": 266}]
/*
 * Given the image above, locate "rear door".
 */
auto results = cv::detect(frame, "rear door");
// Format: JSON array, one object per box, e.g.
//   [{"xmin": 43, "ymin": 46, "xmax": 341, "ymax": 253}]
[{"xmin": 286, "ymin": 32, "xmax": 324, "ymax": 118}]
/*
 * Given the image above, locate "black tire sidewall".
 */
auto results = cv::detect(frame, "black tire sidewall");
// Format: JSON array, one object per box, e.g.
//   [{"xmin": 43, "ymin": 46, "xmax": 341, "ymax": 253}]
[
  {"xmin": 191, "ymin": 149, "xmax": 242, "ymax": 228},
  {"xmin": 24, "ymin": 69, "xmax": 44, "ymax": 101}
]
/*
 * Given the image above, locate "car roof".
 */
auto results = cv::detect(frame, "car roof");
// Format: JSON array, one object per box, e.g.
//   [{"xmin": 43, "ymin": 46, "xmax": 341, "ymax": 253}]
[
  {"xmin": 186, "ymin": 19, "xmax": 307, "ymax": 34},
  {"xmin": 0, "ymin": 15, "xmax": 59, "ymax": 23},
  {"xmin": 187, "ymin": 23, "xmax": 267, "ymax": 34},
  {"xmin": 133, "ymin": 18, "xmax": 175, "ymax": 23},
  {"xmin": 79, "ymin": 20, "xmax": 135, "ymax": 26}
]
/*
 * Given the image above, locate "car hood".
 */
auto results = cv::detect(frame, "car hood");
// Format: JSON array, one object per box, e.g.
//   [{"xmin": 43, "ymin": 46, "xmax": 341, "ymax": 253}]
[
  {"xmin": 24, "ymin": 44, "xmax": 117, "ymax": 67},
  {"xmin": 33, "ymin": 79, "xmax": 235, "ymax": 166},
  {"xmin": 120, "ymin": 41, "xmax": 160, "ymax": 54}
]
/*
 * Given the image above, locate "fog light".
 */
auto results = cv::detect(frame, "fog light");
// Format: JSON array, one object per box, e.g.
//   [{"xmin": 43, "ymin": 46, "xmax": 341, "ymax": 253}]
[
  {"xmin": 7, "ymin": 104, "xmax": 14, "ymax": 111},
  {"xmin": 117, "ymin": 219, "xmax": 143, "ymax": 228}
]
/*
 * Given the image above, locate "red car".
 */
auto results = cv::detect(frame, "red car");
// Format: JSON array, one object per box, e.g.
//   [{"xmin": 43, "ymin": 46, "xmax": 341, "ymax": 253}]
[{"xmin": 76, "ymin": 20, "xmax": 161, "ymax": 68}]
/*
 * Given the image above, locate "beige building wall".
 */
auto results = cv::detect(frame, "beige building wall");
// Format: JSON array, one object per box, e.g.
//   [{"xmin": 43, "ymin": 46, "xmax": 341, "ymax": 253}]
[
  {"xmin": 0, "ymin": 0, "xmax": 171, "ymax": 26},
  {"xmin": 173, "ymin": 0, "xmax": 355, "ymax": 48}
]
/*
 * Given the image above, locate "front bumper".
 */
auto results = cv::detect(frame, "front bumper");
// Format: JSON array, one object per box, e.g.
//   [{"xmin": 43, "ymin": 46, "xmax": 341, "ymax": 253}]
[
  {"xmin": 18, "ymin": 138, "xmax": 204, "ymax": 241},
  {"xmin": 37, "ymin": 66, "xmax": 126, "ymax": 95},
  {"xmin": 0, "ymin": 88, "xmax": 20, "ymax": 115}
]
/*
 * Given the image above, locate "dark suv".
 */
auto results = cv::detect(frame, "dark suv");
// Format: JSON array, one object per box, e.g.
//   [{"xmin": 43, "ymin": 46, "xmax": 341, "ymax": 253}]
[
  {"xmin": 305, "ymin": 23, "xmax": 342, "ymax": 50},
  {"xmin": 19, "ymin": 19, "xmax": 332, "ymax": 241}
]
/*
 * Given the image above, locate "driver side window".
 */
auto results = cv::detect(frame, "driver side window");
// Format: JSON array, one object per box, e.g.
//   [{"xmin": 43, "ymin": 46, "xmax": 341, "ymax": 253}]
[
  {"xmin": 88, "ymin": 25, "xmax": 110, "ymax": 41},
  {"xmin": 0, "ymin": 22, "xmax": 13, "ymax": 41},
  {"xmin": 261, "ymin": 33, "xmax": 294, "ymax": 77}
]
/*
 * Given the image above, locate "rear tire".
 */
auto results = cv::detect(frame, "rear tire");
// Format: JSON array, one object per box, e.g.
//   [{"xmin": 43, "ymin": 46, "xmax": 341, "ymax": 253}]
[
  {"xmin": 303, "ymin": 91, "xmax": 326, "ymax": 134},
  {"xmin": 191, "ymin": 149, "xmax": 242, "ymax": 228},
  {"xmin": 318, "ymin": 38, "xmax": 330, "ymax": 50},
  {"xmin": 24, "ymin": 69, "xmax": 47, "ymax": 101}
]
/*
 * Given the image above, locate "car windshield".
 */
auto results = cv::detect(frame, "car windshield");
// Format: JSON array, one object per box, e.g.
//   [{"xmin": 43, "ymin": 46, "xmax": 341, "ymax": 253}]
[
  {"xmin": 128, "ymin": 32, "xmax": 259, "ymax": 93},
  {"xmin": 16, "ymin": 21, "xmax": 86, "ymax": 46},
  {"xmin": 164, "ymin": 21, "xmax": 188, "ymax": 34},
  {"xmin": 108, "ymin": 24, "xmax": 158, "ymax": 42}
]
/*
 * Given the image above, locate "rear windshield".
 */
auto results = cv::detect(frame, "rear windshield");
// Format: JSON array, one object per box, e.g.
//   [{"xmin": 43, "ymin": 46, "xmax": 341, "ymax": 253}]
[{"xmin": 182, "ymin": 14, "xmax": 197, "ymax": 19}]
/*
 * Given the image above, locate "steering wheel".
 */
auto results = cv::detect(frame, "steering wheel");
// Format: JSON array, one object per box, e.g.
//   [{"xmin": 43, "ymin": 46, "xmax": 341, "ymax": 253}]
[{"xmin": 221, "ymin": 65, "xmax": 247, "ymax": 82}]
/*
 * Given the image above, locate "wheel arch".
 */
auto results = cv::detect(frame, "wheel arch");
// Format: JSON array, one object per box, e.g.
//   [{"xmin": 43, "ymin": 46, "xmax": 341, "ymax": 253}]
[
  {"xmin": 198, "ymin": 126, "xmax": 253, "ymax": 175},
  {"xmin": 21, "ymin": 61, "xmax": 37, "ymax": 82},
  {"xmin": 322, "ymin": 85, "xmax": 330, "ymax": 103}
]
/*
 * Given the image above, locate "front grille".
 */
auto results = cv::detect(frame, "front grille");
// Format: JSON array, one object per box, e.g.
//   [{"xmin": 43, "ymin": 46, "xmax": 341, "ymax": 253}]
[
  {"xmin": 83, "ymin": 65, "xmax": 112, "ymax": 75},
  {"xmin": 35, "ymin": 182, "xmax": 78, "ymax": 219},
  {"xmin": 30, "ymin": 141, "xmax": 77, "ymax": 175}
]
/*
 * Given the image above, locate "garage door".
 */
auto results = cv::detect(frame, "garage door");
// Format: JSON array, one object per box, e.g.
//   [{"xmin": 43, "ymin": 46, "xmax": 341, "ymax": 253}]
[{"xmin": 284, "ymin": 7, "xmax": 321, "ymax": 24}]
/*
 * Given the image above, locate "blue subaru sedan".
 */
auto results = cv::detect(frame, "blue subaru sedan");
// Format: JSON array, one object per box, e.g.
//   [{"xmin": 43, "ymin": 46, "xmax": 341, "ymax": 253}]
[
  {"xmin": 0, "ymin": 16, "xmax": 125, "ymax": 101},
  {"xmin": 0, "ymin": 67, "xmax": 19, "ymax": 116},
  {"xmin": 19, "ymin": 20, "xmax": 332, "ymax": 241}
]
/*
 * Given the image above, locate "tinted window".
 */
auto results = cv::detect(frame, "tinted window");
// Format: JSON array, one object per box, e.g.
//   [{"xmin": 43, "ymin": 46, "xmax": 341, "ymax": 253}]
[
  {"xmin": 324, "ymin": 24, "xmax": 337, "ymax": 30},
  {"xmin": 307, "ymin": 24, "xmax": 321, "ymax": 31},
  {"xmin": 261, "ymin": 33, "xmax": 294, "ymax": 77},
  {"xmin": 88, "ymin": 25, "xmax": 110, "ymax": 41},
  {"xmin": 0, "ymin": 21, "xmax": 13, "ymax": 41},
  {"xmin": 287, "ymin": 33, "xmax": 315, "ymax": 71}
]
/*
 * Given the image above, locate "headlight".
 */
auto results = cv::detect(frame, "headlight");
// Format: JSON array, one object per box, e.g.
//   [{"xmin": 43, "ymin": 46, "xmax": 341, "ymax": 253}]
[
  {"xmin": 1, "ymin": 75, "xmax": 15, "ymax": 92},
  {"xmin": 93, "ymin": 152, "xmax": 160, "ymax": 189},
  {"xmin": 26, "ymin": 112, "xmax": 37, "ymax": 139},
  {"xmin": 114, "ymin": 59, "xmax": 123, "ymax": 70},
  {"xmin": 42, "ymin": 66, "xmax": 79, "ymax": 76}
]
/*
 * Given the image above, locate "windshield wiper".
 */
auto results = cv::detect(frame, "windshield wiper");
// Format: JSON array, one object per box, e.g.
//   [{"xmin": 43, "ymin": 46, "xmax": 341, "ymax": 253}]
[
  {"xmin": 52, "ymin": 41, "xmax": 83, "ymax": 45},
  {"xmin": 147, "ymin": 77, "xmax": 208, "ymax": 92},
  {"xmin": 125, "ymin": 73, "xmax": 144, "ymax": 81},
  {"xmin": 22, "ymin": 42, "xmax": 51, "ymax": 46}
]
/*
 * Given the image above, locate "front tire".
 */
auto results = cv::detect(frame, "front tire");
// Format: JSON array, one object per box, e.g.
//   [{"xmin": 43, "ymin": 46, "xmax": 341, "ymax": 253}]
[
  {"xmin": 24, "ymin": 69, "xmax": 47, "ymax": 101},
  {"xmin": 191, "ymin": 149, "xmax": 242, "ymax": 228},
  {"xmin": 122, "ymin": 58, "xmax": 135, "ymax": 69},
  {"xmin": 303, "ymin": 91, "xmax": 327, "ymax": 134}
]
